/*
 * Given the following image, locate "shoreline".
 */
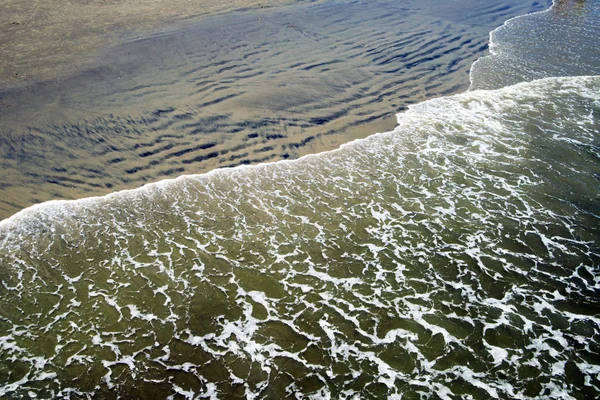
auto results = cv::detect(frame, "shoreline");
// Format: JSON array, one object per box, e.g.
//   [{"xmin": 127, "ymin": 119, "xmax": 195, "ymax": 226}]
[
  {"xmin": 3, "ymin": 74, "xmax": 594, "ymax": 232},
  {"xmin": 0, "ymin": 0, "xmax": 553, "ymax": 220}
]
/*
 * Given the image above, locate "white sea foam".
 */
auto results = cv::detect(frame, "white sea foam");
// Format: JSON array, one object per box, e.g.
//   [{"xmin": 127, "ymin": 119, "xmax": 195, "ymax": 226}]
[
  {"xmin": 1, "ymin": 0, "xmax": 599, "ymax": 397},
  {"xmin": 4, "ymin": 74, "xmax": 597, "ymax": 398}
]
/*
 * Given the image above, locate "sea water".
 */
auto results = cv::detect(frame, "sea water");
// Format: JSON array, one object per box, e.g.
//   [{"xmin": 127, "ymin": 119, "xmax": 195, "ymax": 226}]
[{"xmin": 1, "ymin": 0, "xmax": 599, "ymax": 398}]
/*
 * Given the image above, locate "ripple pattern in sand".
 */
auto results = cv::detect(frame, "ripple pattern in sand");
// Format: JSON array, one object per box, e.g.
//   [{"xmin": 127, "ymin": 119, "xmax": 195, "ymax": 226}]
[{"xmin": 0, "ymin": 0, "xmax": 550, "ymax": 219}]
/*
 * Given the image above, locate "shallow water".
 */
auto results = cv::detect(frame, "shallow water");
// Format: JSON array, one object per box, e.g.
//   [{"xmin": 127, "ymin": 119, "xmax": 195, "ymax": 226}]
[
  {"xmin": 470, "ymin": 0, "xmax": 600, "ymax": 89},
  {"xmin": 1, "ymin": 0, "xmax": 599, "ymax": 399},
  {"xmin": 0, "ymin": 0, "xmax": 549, "ymax": 220}
]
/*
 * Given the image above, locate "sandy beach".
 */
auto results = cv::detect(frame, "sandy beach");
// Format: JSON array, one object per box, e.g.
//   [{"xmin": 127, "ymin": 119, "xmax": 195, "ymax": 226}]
[
  {"xmin": 0, "ymin": 0, "xmax": 318, "ymax": 88},
  {"xmin": 0, "ymin": 0, "xmax": 550, "ymax": 219}
]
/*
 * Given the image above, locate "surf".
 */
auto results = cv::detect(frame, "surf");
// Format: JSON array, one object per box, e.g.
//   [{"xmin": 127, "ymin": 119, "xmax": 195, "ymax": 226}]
[{"xmin": 0, "ymin": 0, "xmax": 599, "ymax": 398}]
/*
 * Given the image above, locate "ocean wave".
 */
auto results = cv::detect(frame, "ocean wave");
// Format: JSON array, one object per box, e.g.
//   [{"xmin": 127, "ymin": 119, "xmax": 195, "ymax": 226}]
[
  {"xmin": 1, "ymin": 74, "xmax": 598, "ymax": 398},
  {"xmin": 1, "ymin": 0, "xmax": 599, "ymax": 398}
]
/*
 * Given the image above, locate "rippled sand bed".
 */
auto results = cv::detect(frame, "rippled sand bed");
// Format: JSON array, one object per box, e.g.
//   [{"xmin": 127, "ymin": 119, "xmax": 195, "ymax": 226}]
[
  {"xmin": 0, "ymin": 0, "xmax": 550, "ymax": 219},
  {"xmin": 0, "ymin": 0, "xmax": 316, "ymax": 87}
]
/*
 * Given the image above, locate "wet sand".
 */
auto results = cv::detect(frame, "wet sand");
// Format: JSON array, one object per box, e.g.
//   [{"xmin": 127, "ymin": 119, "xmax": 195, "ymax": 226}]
[
  {"xmin": 0, "ymin": 0, "xmax": 551, "ymax": 220},
  {"xmin": 0, "ymin": 0, "xmax": 318, "ymax": 88}
]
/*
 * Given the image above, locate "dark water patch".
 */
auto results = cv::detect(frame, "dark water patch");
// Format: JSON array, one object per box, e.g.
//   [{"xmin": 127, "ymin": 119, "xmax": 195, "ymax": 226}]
[
  {"xmin": 182, "ymin": 151, "xmax": 220, "ymax": 165},
  {"xmin": 288, "ymin": 135, "xmax": 316, "ymax": 149},
  {"xmin": 89, "ymin": 145, "xmax": 122, "ymax": 157},
  {"xmin": 109, "ymin": 157, "xmax": 127, "ymax": 164},
  {"xmin": 152, "ymin": 107, "xmax": 176, "ymax": 117},
  {"xmin": 221, "ymin": 152, "xmax": 250, "ymax": 162},
  {"xmin": 215, "ymin": 64, "xmax": 241, "ymax": 74},
  {"xmin": 370, "ymin": 31, "xmax": 432, "ymax": 62},
  {"xmin": 232, "ymin": 71, "xmax": 266, "ymax": 80},
  {"xmin": 157, "ymin": 167, "xmax": 186, "ymax": 177},
  {"xmin": 265, "ymin": 133, "xmax": 287, "ymax": 140},
  {"xmin": 81, "ymin": 167, "xmax": 105, "ymax": 176},
  {"xmin": 223, "ymin": 153, "xmax": 279, "ymax": 168},
  {"xmin": 207, "ymin": 85, "xmax": 236, "ymax": 95},
  {"xmin": 196, "ymin": 93, "xmax": 242, "ymax": 108},
  {"xmin": 228, "ymin": 142, "xmax": 255, "ymax": 153},
  {"xmin": 181, "ymin": 115, "xmax": 230, "ymax": 130},
  {"xmin": 139, "ymin": 143, "xmax": 176, "ymax": 158},
  {"xmin": 348, "ymin": 112, "xmax": 394, "ymax": 127},
  {"xmin": 240, "ymin": 119, "xmax": 282, "ymax": 130},
  {"xmin": 192, "ymin": 81, "xmax": 220, "ymax": 92},
  {"xmin": 302, "ymin": 60, "xmax": 343, "ymax": 71},
  {"xmin": 189, "ymin": 125, "xmax": 222, "ymax": 135},
  {"xmin": 253, "ymin": 146, "xmax": 275, "ymax": 154},
  {"xmin": 165, "ymin": 143, "xmax": 218, "ymax": 159},
  {"xmin": 125, "ymin": 166, "xmax": 146, "ymax": 174},
  {"xmin": 180, "ymin": 60, "xmax": 230, "ymax": 78},
  {"xmin": 46, "ymin": 175, "xmax": 97, "ymax": 187},
  {"xmin": 132, "ymin": 138, "xmax": 168, "ymax": 150}
]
